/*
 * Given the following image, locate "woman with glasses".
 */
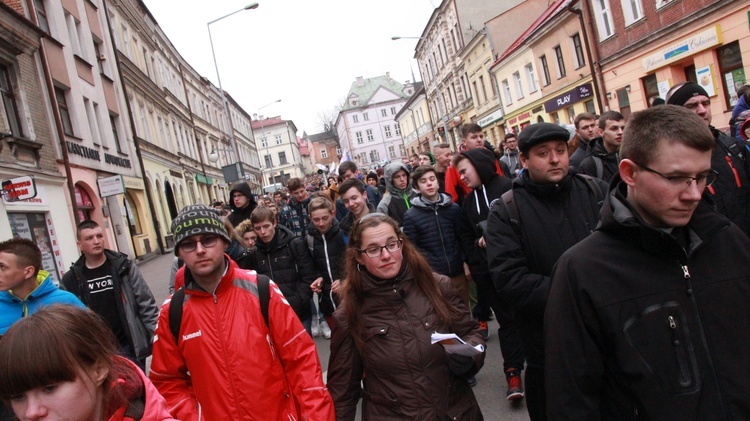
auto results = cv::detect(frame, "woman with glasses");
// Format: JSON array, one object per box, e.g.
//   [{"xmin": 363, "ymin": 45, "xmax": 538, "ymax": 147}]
[{"xmin": 327, "ymin": 213, "xmax": 485, "ymax": 420}]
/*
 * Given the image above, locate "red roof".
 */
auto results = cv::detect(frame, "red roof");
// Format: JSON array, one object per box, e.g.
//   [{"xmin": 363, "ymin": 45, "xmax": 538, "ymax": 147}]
[
  {"xmin": 490, "ymin": 0, "xmax": 572, "ymax": 69},
  {"xmin": 251, "ymin": 116, "xmax": 285, "ymax": 129}
]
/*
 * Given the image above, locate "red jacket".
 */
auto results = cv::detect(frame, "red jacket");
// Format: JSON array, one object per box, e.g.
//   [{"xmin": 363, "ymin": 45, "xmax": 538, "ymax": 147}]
[
  {"xmin": 149, "ymin": 258, "xmax": 335, "ymax": 421},
  {"xmin": 444, "ymin": 161, "xmax": 505, "ymax": 203},
  {"xmin": 107, "ymin": 357, "xmax": 176, "ymax": 421}
]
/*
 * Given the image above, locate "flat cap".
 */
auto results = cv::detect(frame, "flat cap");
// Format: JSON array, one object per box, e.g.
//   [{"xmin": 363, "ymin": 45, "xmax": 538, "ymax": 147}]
[{"xmin": 517, "ymin": 123, "xmax": 571, "ymax": 154}]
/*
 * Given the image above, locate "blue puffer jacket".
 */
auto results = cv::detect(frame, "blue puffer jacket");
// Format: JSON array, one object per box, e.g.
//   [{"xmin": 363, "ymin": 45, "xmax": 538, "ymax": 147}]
[
  {"xmin": 0, "ymin": 270, "xmax": 85, "ymax": 334},
  {"xmin": 402, "ymin": 193, "xmax": 464, "ymax": 277}
]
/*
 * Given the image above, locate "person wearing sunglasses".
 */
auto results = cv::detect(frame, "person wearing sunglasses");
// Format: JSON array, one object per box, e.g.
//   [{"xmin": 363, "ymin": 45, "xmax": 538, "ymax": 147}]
[
  {"xmin": 327, "ymin": 213, "xmax": 485, "ymax": 420},
  {"xmin": 545, "ymin": 105, "xmax": 750, "ymax": 420}
]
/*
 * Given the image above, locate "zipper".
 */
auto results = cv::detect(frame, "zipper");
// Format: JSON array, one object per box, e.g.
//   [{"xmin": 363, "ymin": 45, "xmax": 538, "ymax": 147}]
[
  {"xmin": 213, "ymin": 293, "xmax": 242, "ymax": 412},
  {"xmin": 667, "ymin": 314, "xmax": 692, "ymax": 386}
]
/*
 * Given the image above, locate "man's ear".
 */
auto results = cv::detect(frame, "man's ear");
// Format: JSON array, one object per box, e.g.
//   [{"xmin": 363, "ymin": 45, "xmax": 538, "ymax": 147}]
[
  {"xmin": 619, "ymin": 159, "xmax": 638, "ymax": 187},
  {"xmin": 519, "ymin": 153, "xmax": 529, "ymax": 170},
  {"xmin": 23, "ymin": 266, "xmax": 36, "ymax": 281}
]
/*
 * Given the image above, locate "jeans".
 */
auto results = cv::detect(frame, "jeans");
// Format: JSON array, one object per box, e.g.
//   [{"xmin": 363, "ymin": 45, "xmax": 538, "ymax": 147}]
[{"xmin": 301, "ymin": 315, "xmax": 312, "ymax": 337}]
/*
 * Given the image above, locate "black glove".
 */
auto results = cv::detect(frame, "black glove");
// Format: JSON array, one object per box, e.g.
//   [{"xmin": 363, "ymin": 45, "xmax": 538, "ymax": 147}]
[{"xmin": 447, "ymin": 353, "xmax": 475, "ymax": 377}]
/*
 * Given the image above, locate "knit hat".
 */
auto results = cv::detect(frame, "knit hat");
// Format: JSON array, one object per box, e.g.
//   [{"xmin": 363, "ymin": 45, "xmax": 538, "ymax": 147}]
[
  {"xmin": 517, "ymin": 122, "xmax": 572, "ymax": 154},
  {"xmin": 171, "ymin": 204, "xmax": 230, "ymax": 255},
  {"xmin": 666, "ymin": 82, "xmax": 709, "ymax": 106}
]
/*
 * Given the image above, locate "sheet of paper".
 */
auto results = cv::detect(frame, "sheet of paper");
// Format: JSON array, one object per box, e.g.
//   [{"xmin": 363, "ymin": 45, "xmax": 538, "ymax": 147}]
[{"xmin": 431, "ymin": 332, "xmax": 485, "ymax": 356}]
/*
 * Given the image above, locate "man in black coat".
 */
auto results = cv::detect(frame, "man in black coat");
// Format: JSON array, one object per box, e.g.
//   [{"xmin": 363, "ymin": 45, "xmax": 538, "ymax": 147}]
[
  {"xmin": 579, "ymin": 111, "xmax": 625, "ymax": 182},
  {"xmin": 485, "ymin": 122, "xmax": 607, "ymax": 421},
  {"xmin": 228, "ymin": 181, "xmax": 258, "ymax": 227},
  {"xmin": 454, "ymin": 147, "xmax": 526, "ymax": 400},
  {"xmin": 545, "ymin": 105, "xmax": 750, "ymax": 420}
]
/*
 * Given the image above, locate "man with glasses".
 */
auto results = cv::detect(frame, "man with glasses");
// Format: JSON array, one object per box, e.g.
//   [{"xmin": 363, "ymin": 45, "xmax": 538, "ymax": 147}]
[
  {"xmin": 228, "ymin": 180, "xmax": 258, "ymax": 227},
  {"xmin": 500, "ymin": 133, "xmax": 521, "ymax": 179},
  {"xmin": 667, "ymin": 81, "xmax": 750, "ymax": 236},
  {"xmin": 150, "ymin": 204, "xmax": 334, "ymax": 420},
  {"xmin": 545, "ymin": 105, "xmax": 750, "ymax": 420},
  {"xmin": 485, "ymin": 122, "xmax": 607, "ymax": 420}
]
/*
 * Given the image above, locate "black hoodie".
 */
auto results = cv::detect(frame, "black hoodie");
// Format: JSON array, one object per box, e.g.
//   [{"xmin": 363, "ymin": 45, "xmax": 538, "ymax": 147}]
[
  {"xmin": 227, "ymin": 181, "xmax": 257, "ymax": 227},
  {"xmin": 578, "ymin": 138, "xmax": 620, "ymax": 182}
]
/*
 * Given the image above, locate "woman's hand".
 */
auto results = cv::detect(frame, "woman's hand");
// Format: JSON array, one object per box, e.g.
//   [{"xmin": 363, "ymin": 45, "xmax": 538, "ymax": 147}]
[
  {"xmin": 331, "ymin": 279, "xmax": 341, "ymax": 294},
  {"xmin": 310, "ymin": 277, "xmax": 323, "ymax": 293}
]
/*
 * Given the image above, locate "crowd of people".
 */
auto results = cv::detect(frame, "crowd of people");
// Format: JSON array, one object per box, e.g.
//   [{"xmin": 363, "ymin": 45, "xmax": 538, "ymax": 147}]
[{"xmin": 0, "ymin": 81, "xmax": 749, "ymax": 420}]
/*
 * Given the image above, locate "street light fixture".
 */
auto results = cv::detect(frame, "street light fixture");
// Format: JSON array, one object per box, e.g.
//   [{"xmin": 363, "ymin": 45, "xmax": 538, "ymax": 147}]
[
  {"xmin": 207, "ymin": 3, "xmax": 259, "ymax": 181},
  {"xmin": 255, "ymin": 99, "xmax": 281, "ymax": 185},
  {"xmin": 392, "ymin": 35, "xmax": 455, "ymax": 151}
]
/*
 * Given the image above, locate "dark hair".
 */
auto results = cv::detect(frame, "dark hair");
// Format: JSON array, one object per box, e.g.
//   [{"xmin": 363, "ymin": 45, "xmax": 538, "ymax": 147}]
[
  {"xmin": 76, "ymin": 219, "xmax": 100, "ymax": 239},
  {"xmin": 341, "ymin": 215, "xmax": 460, "ymax": 349},
  {"xmin": 411, "ymin": 165, "xmax": 436, "ymax": 185},
  {"xmin": 0, "ymin": 238, "xmax": 42, "ymax": 276},
  {"xmin": 598, "ymin": 110, "xmax": 625, "ymax": 129},
  {"xmin": 620, "ymin": 105, "xmax": 714, "ymax": 165},
  {"xmin": 451, "ymin": 152, "xmax": 469, "ymax": 168},
  {"xmin": 339, "ymin": 178, "xmax": 366, "ymax": 197},
  {"xmin": 574, "ymin": 112, "xmax": 597, "ymax": 128},
  {"xmin": 250, "ymin": 206, "xmax": 276, "ymax": 225},
  {"xmin": 504, "ymin": 132, "xmax": 517, "ymax": 140},
  {"xmin": 286, "ymin": 177, "xmax": 304, "ymax": 191},
  {"xmin": 339, "ymin": 161, "xmax": 358, "ymax": 176},
  {"xmin": 461, "ymin": 123, "xmax": 482, "ymax": 138},
  {"xmin": 0, "ymin": 305, "xmax": 134, "ymax": 417}
]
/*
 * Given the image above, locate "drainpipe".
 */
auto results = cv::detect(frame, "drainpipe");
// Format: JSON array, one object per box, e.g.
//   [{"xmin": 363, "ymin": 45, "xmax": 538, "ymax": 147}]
[{"xmin": 568, "ymin": 1, "xmax": 606, "ymax": 114}]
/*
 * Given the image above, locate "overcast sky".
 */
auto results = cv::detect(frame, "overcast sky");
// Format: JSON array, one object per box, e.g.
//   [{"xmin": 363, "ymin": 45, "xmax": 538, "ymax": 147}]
[{"xmin": 141, "ymin": 0, "xmax": 437, "ymax": 136}]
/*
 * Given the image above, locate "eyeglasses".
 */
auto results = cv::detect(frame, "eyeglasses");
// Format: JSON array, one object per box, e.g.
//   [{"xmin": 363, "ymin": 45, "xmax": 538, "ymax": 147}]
[
  {"xmin": 634, "ymin": 161, "xmax": 718, "ymax": 189},
  {"xmin": 357, "ymin": 239, "xmax": 403, "ymax": 258},
  {"xmin": 179, "ymin": 236, "xmax": 219, "ymax": 252}
]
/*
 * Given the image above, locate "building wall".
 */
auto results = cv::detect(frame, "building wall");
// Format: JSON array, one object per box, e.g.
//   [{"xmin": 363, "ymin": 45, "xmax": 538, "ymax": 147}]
[{"xmin": 255, "ymin": 119, "xmax": 304, "ymax": 186}]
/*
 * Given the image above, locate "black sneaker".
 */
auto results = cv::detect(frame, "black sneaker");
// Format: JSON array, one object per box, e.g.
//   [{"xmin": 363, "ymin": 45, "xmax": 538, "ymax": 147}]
[{"xmin": 506, "ymin": 368, "xmax": 524, "ymax": 401}]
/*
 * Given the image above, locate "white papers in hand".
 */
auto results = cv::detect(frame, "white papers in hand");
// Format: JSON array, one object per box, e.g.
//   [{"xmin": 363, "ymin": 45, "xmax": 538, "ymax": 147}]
[{"xmin": 431, "ymin": 332, "xmax": 485, "ymax": 357}]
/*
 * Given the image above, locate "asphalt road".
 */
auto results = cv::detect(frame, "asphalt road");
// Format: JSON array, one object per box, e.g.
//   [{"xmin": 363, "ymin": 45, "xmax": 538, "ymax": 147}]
[{"xmin": 139, "ymin": 252, "xmax": 530, "ymax": 420}]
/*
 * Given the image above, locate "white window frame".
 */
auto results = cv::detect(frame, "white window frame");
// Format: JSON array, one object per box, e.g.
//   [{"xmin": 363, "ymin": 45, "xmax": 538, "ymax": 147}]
[
  {"xmin": 621, "ymin": 0, "xmax": 644, "ymax": 26},
  {"xmin": 381, "ymin": 109, "xmax": 387, "ymax": 117},
  {"xmin": 363, "ymin": 112, "xmax": 369, "ymax": 121},
  {"xmin": 352, "ymin": 114, "xmax": 358, "ymax": 123},
  {"xmin": 525, "ymin": 63, "xmax": 538, "ymax": 93},
  {"xmin": 593, "ymin": 0, "xmax": 615, "ymax": 40},
  {"xmin": 356, "ymin": 131, "xmax": 363, "ymax": 144},
  {"xmin": 502, "ymin": 79, "xmax": 513, "ymax": 105},
  {"xmin": 571, "ymin": 33, "xmax": 586, "ymax": 69},
  {"xmin": 512, "ymin": 72, "xmax": 524, "ymax": 99},
  {"xmin": 384, "ymin": 125, "xmax": 392, "ymax": 138},
  {"xmin": 275, "ymin": 134, "xmax": 282, "ymax": 145},
  {"xmin": 321, "ymin": 148, "xmax": 328, "ymax": 158},
  {"xmin": 366, "ymin": 129, "xmax": 374, "ymax": 142}
]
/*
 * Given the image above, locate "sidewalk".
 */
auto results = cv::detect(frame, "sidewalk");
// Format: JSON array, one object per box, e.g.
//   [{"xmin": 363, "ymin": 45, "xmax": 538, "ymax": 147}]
[{"xmin": 136, "ymin": 251, "xmax": 175, "ymax": 305}]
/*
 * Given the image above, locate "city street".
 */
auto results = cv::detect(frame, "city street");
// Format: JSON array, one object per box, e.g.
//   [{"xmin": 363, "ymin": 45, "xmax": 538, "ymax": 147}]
[{"xmin": 138, "ymin": 252, "xmax": 530, "ymax": 420}]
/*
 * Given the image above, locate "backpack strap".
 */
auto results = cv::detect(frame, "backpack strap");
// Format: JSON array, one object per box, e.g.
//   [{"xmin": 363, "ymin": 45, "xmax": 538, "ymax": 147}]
[
  {"xmin": 576, "ymin": 173, "xmax": 606, "ymax": 206},
  {"xmin": 168, "ymin": 287, "xmax": 185, "ymax": 344},
  {"xmin": 593, "ymin": 156, "xmax": 603, "ymax": 180},
  {"xmin": 257, "ymin": 275, "xmax": 271, "ymax": 328},
  {"xmin": 500, "ymin": 189, "xmax": 522, "ymax": 239},
  {"xmin": 306, "ymin": 234, "xmax": 314, "ymax": 254}
]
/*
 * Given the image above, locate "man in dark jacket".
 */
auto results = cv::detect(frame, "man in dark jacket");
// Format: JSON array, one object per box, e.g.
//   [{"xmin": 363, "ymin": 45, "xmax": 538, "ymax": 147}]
[
  {"xmin": 278, "ymin": 177, "xmax": 312, "ymax": 237},
  {"xmin": 579, "ymin": 111, "xmax": 625, "ymax": 182},
  {"xmin": 454, "ymin": 148, "xmax": 526, "ymax": 400},
  {"xmin": 239, "ymin": 206, "xmax": 318, "ymax": 335},
  {"xmin": 377, "ymin": 161, "xmax": 417, "ymax": 226},
  {"xmin": 338, "ymin": 178, "xmax": 375, "ymax": 238},
  {"xmin": 545, "ymin": 105, "xmax": 750, "ymax": 420},
  {"xmin": 667, "ymin": 81, "xmax": 750, "ymax": 236},
  {"xmin": 228, "ymin": 181, "xmax": 258, "ymax": 227},
  {"xmin": 403, "ymin": 165, "xmax": 466, "ymax": 301},
  {"xmin": 334, "ymin": 161, "xmax": 377, "ymax": 222},
  {"xmin": 62, "ymin": 220, "xmax": 159, "ymax": 370},
  {"xmin": 485, "ymin": 122, "xmax": 607, "ymax": 421},
  {"xmin": 569, "ymin": 112, "xmax": 599, "ymax": 169}
]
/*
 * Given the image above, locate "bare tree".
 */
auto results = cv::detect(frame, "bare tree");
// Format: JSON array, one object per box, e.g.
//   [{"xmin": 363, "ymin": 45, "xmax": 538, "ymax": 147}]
[{"xmin": 316, "ymin": 100, "xmax": 344, "ymax": 150}]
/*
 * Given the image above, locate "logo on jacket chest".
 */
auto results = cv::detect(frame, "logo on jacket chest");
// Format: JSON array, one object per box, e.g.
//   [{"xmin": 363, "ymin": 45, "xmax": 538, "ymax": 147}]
[{"xmin": 182, "ymin": 329, "xmax": 202, "ymax": 341}]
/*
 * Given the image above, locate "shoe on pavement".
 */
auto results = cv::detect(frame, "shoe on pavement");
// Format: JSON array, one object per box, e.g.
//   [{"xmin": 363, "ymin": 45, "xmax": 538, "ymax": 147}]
[
  {"xmin": 467, "ymin": 375, "xmax": 477, "ymax": 387},
  {"xmin": 477, "ymin": 320, "xmax": 489, "ymax": 341},
  {"xmin": 311, "ymin": 318, "xmax": 320, "ymax": 337},
  {"xmin": 320, "ymin": 320, "xmax": 332, "ymax": 339},
  {"xmin": 506, "ymin": 368, "xmax": 524, "ymax": 401}
]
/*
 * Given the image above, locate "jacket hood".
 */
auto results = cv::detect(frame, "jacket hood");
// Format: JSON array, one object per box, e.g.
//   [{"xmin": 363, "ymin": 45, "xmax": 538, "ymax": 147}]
[
  {"xmin": 410, "ymin": 192, "xmax": 453, "ymax": 209},
  {"xmin": 461, "ymin": 148, "xmax": 498, "ymax": 186},
  {"xmin": 229, "ymin": 182, "xmax": 257, "ymax": 211},
  {"xmin": 384, "ymin": 162, "xmax": 412, "ymax": 196}
]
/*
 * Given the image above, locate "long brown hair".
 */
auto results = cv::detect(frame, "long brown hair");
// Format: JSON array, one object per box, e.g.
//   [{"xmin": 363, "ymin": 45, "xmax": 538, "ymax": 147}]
[
  {"xmin": 0, "ymin": 305, "xmax": 135, "ymax": 417},
  {"xmin": 341, "ymin": 214, "xmax": 461, "ymax": 349}
]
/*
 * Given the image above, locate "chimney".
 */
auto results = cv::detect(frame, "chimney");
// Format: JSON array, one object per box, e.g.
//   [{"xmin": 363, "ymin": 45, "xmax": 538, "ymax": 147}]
[{"xmin": 355, "ymin": 76, "xmax": 365, "ymax": 87}]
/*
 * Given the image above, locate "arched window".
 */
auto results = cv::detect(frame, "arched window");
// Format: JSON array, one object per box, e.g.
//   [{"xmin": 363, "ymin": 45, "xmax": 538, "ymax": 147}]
[{"xmin": 75, "ymin": 184, "xmax": 94, "ymax": 222}]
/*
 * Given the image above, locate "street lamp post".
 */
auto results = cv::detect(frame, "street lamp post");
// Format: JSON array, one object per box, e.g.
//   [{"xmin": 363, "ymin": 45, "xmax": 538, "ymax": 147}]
[
  {"xmin": 392, "ymin": 36, "xmax": 455, "ymax": 151},
  {"xmin": 207, "ymin": 3, "xmax": 259, "ymax": 181},
  {"xmin": 255, "ymin": 99, "xmax": 281, "ymax": 186}
]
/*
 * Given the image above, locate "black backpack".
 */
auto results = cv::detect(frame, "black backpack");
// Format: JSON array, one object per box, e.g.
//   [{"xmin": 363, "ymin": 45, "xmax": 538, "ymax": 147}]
[{"xmin": 168, "ymin": 275, "xmax": 271, "ymax": 344}]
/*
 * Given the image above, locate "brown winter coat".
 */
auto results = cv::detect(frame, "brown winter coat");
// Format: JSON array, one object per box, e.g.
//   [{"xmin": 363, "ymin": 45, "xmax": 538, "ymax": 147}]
[{"xmin": 327, "ymin": 265, "xmax": 485, "ymax": 420}]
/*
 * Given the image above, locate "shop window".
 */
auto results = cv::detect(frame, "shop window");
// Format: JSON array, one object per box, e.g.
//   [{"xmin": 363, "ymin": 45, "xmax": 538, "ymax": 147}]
[
  {"xmin": 75, "ymin": 184, "xmax": 94, "ymax": 222},
  {"xmin": 617, "ymin": 87, "xmax": 631, "ymax": 120},
  {"xmin": 124, "ymin": 192, "xmax": 142, "ymax": 235},
  {"xmin": 9, "ymin": 213, "xmax": 61, "ymax": 284},
  {"xmin": 684, "ymin": 65, "xmax": 697, "ymax": 85},
  {"xmin": 566, "ymin": 106, "xmax": 576, "ymax": 124},
  {"xmin": 717, "ymin": 41, "xmax": 745, "ymax": 108},
  {"xmin": 641, "ymin": 74, "xmax": 660, "ymax": 107},
  {"xmin": 551, "ymin": 112, "xmax": 560, "ymax": 124},
  {"xmin": 585, "ymin": 100, "xmax": 596, "ymax": 114}
]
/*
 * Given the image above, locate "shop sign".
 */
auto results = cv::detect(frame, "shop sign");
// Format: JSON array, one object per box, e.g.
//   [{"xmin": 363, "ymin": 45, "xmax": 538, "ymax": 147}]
[
  {"xmin": 477, "ymin": 108, "xmax": 505, "ymax": 128},
  {"xmin": 642, "ymin": 26, "xmax": 721, "ymax": 72},
  {"xmin": 1, "ymin": 175, "xmax": 37, "ymax": 202},
  {"xmin": 507, "ymin": 111, "xmax": 532, "ymax": 126},
  {"xmin": 97, "ymin": 175, "xmax": 126, "ymax": 198},
  {"xmin": 3, "ymin": 185, "xmax": 46, "ymax": 206},
  {"xmin": 544, "ymin": 83, "xmax": 593, "ymax": 113},
  {"xmin": 123, "ymin": 176, "xmax": 145, "ymax": 190},
  {"xmin": 104, "ymin": 153, "xmax": 132, "ymax": 169},
  {"xmin": 195, "ymin": 174, "xmax": 213, "ymax": 185},
  {"xmin": 66, "ymin": 141, "xmax": 100, "ymax": 161}
]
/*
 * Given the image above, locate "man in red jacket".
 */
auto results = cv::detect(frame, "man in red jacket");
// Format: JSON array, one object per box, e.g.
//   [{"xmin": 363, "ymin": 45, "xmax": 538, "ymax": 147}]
[{"xmin": 149, "ymin": 204, "xmax": 334, "ymax": 420}]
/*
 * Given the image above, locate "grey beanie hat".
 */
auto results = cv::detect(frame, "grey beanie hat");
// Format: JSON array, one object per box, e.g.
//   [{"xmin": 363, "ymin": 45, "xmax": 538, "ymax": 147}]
[{"xmin": 171, "ymin": 204, "xmax": 230, "ymax": 255}]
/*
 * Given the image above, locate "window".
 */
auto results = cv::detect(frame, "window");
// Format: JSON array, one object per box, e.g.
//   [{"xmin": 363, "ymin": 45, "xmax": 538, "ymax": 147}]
[
  {"xmin": 279, "ymin": 151, "xmax": 287, "ymax": 165},
  {"xmin": 336, "ymin": 147, "xmax": 341, "ymax": 156},
  {"xmin": 395, "ymin": 124, "xmax": 401, "ymax": 136},
  {"xmin": 718, "ymin": 41, "xmax": 746, "ymax": 108},
  {"xmin": 369, "ymin": 150, "xmax": 380, "ymax": 162},
  {"xmin": 554, "ymin": 46, "xmax": 566, "ymax": 78},
  {"xmin": 363, "ymin": 112, "xmax": 369, "ymax": 121},
  {"xmin": 366, "ymin": 129, "xmax": 374, "ymax": 142},
  {"xmin": 585, "ymin": 100, "xmax": 596, "ymax": 114},
  {"xmin": 388, "ymin": 145, "xmax": 395, "ymax": 158},
  {"xmin": 525, "ymin": 64, "xmax": 538, "ymax": 93},
  {"xmin": 479, "ymin": 75, "xmax": 488, "ymax": 103},
  {"xmin": 321, "ymin": 149, "xmax": 328, "ymax": 158},
  {"xmin": 551, "ymin": 111, "xmax": 560, "ymax": 124},
  {"xmin": 502, "ymin": 79, "xmax": 512, "ymax": 105},
  {"xmin": 55, "ymin": 87, "xmax": 73, "ymax": 136},
  {"xmin": 571, "ymin": 33, "xmax": 585, "ymax": 69},
  {"xmin": 641, "ymin": 73, "xmax": 660, "ymax": 107},
  {"xmin": 540, "ymin": 55, "xmax": 551, "ymax": 86},
  {"xmin": 381, "ymin": 109, "xmax": 387, "ymax": 117},
  {"xmin": 356, "ymin": 131, "xmax": 363, "ymax": 144},
  {"xmin": 621, "ymin": 0, "xmax": 643, "ymax": 26},
  {"xmin": 399, "ymin": 144, "xmax": 405, "ymax": 156},
  {"xmin": 566, "ymin": 106, "xmax": 576, "ymax": 124},
  {"xmin": 593, "ymin": 0, "xmax": 615, "ymax": 40},
  {"xmin": 472, "ymin": 81, "xmax": 480, "ymax": 104},
  {"xmin": 264, "ymin": 154, "xmax": 272, "ymax": 168},
  {"xmin": 352, "ymin": 114, "xmax": 359, "ymax": 123},
  {"xmin": 275, "ymin": 134, "xmax": 282, "ymax": 145},
  {"xmin": 260, "ymin": 137, "xmax": 268, "ymax": 148},
  {"xmin": 512, "ymin": 72, "xmax": 524, "ymax": 99},
  {"xmin": 34, "ymin": 0, "xmax": 49, "ymax": 33},
  {"xmin": 110, "ymin": 115, "xmax": 123, "ymax": 153},
  {"xmin": 65, "ymin": 13, "xmax": 85, "ymax": 59},
  {"xmin": 390, "ymin": 107, "xmax": 397, "ymax": 115},
  {"xmin": 384, "ymin": 125, "xmax": 392, "ymax": 138},
  {"xmin": 0, "ymin": 65, "xmax": 22, "ymax": 137}
]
